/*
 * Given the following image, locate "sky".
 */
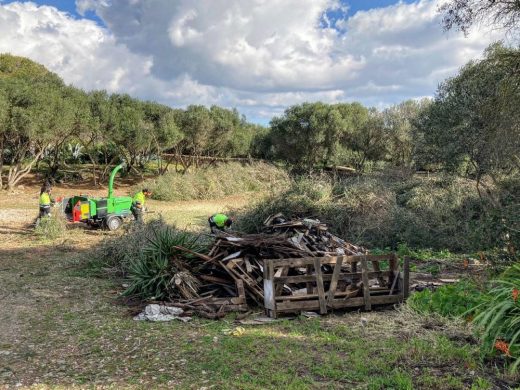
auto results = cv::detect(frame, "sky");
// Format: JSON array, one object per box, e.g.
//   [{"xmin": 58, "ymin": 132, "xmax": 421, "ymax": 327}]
[{"xmin": 0, "ymin": 0, "xmax": 504, "ymax": 124}]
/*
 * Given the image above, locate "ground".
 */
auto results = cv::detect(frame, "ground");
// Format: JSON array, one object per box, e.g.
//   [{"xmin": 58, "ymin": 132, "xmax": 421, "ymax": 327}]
[{"xmin": 0, "ymin": 180, "xmax": 515, "ymax": 389}]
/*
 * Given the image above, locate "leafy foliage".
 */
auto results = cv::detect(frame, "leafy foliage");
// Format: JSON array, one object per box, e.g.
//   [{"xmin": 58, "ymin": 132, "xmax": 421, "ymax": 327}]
[
  {"xmin": 0, "ymin": 54, "xmax": 265, "ymax": 188},
  {"xmin": 123, "ymin": 225, "xmax": 206, "ymax": 300},
  {"xmin": 470, "ymin": 264, "xmax": 520, "ymax": 372},
  {"xmin": 440, "ymin": 0, "xmax": 520, "ymax": 35},
  {"xmin": 407, "ymin": 280, "xmax": 484, "ymax": 318},
  {"xmin": 236, "ymin": 172, "xmax": 516, "ymax": 252},
  {"xmin": 141, "ymin": 162, "xmax": 289, "ymax": 201},
  {"xmin": 34, "ymin": 212, "xmax": 67, "ymax": 240},
  {"xmin": 89, "ymin": 218, "xmax": 207, "ymax": 300}
]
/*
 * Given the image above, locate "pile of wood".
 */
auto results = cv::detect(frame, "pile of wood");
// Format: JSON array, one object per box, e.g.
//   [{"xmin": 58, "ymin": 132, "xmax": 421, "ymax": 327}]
[{"xmin": 175, "ymin": 214, "xmax": 403, "ymax": 318}]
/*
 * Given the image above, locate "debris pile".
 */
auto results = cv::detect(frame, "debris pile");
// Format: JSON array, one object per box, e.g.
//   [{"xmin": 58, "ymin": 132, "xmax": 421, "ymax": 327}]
[{"xmin": 171, "ymin": 214, "xmax": 376, "ymax": 318}]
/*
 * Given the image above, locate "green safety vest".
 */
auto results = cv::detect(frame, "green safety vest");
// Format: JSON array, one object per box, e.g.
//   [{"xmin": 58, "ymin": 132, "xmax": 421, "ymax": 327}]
[
  {"xmin": 39, "ymin": 193, "xmax": 51, "ymax": 206},
  {"xmin": 212, "ymin": 213, "xmax": 229, "ymax": 228},
  {"xmin": 133, "ymin": 191, "xmax": 146, "ymax": 206}
]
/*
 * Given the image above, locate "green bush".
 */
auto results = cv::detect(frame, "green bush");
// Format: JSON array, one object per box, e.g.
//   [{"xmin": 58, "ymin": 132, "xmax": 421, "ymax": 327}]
[
  {"xmin": 87, "ymin": 218, "xmax": 165, "ymax": 277},
  {"xmin": 236, "ymin": 172, "xmax": 518, "ymax": 252},
  {"xmin": 470, "ymin": 264, "xmax": 520, "ymax": 373},
  {"xmin": 87, "ymin": 218, "xmax": 208, "ymax": 300},
  {"xmin": 407, "ymin": 280, "xmax": 485, "ymax": 318},
  {"xmin": 123, "ymin": 225, "xmax": 207, "ymax": 300},
  {"xmin": 34, "ymin": 212, "xmax": 67, "ymax": 240},
  {"xmin": 139, "ymin": 162, "xmax": 289, "ymax": 201}
]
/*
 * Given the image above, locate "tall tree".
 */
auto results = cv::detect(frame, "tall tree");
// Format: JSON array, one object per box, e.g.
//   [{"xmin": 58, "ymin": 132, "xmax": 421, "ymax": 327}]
[
  {"xmin": 383, "ymin": 99, "xmax": 430, "ymax": 168},
  {"xmin": 269, "ymin": 102, "xmax": 344, "ymax": 169},
  {"xmin": 414, "ymin": 44, "xmax": 520, "ymax": 193},
  {"xmin": 440, "ymin": 0, "xmax": 520, "ymax": 35}
]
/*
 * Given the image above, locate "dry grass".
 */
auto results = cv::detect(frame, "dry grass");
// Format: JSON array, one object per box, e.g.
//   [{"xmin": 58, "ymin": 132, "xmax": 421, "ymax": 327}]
[{"xmin": 140, "ymin": 162, "xmax": 290, "ymax": 202}]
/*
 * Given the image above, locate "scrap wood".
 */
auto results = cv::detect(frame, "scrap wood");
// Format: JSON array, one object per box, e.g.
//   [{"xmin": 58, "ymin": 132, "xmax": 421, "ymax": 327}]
[
  {"xmin": 159, "ymin": 214, "xmax": 371, "ymax": 318},
  {"xmin": 172, "ymin": 245, "xmax": 213, "ymax": 262}
]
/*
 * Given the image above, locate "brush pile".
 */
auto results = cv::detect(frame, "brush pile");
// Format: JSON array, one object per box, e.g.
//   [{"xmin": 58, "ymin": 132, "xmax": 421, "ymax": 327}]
[{"xmin": 173, "ymin": 214, "xmax": 367, "ymax": 317}]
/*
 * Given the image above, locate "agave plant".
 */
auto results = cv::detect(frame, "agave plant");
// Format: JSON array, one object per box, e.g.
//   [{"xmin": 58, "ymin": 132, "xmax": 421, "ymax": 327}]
[
  {"xmin": 123, "ymin": 223, "xmax": 207, "ymax": 301},
  {"xmin": 471, "ymin": 263, "xmax": 520, "ymax": 373}
]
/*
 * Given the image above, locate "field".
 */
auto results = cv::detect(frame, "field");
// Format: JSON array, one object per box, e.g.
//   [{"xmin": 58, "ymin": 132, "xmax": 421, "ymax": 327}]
[{"xmin": 0, "ymin": 179, "xmax": 512, "ymax": 389}]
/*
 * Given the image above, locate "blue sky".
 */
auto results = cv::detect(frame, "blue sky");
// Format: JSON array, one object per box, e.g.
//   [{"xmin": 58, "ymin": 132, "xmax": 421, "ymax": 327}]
[{"xmin": 0, "ymin": 1, "xmax": 500, "ymax": 124}]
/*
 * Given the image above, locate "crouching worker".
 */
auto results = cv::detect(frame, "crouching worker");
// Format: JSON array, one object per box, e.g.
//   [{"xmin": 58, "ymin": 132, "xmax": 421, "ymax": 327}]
[
  {"xmin": 131, "ymin": 188, "xmax": 152, "ymax": 224},
  {"xmin": 38, "ymin": 185, "xmax": 55, "ymax": 219},
  {"xmin": 208, "ymin": 213, "xmax": 232, "ymax": 234}
]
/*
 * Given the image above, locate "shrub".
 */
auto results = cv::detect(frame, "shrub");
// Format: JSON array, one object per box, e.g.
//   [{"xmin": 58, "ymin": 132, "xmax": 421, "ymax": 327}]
[
  {"xmin": 34, "ymin": 212, "xmax": 67, "ymax": 240},
  {"xmin": 139, "ymin": 162, "xmax": 290, "ymax": 201},
  {"xmin": 407, "ymin": 280, "xmax": 484, "ymax": 318},
  {"xmin": 236, "ymin": 172, "xmax": 518, "ymax": 252},
  {"xmin": 123, "ymin": 225, "xmax": 207, "ymax": 300},
  {"xmin": 87, "ymin": 217, "xmax": 208, "ymax": 300},
  {"xmin": 470, "ymin": 264, "xmax": 520, "ymax": 373},
  {"xmin": 87, "ymin": 218, "xmax": 167, "ymax": 277}
]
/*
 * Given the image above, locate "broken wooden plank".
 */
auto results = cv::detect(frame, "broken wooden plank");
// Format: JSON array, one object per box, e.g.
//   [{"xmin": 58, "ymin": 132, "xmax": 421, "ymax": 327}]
[
  {"xmin": 314, "ymin": 257, "xmax": 327, "ymax": 315},
  {"xmin": 327, "ymin": 256, "xmax": 343, "ymax": 305},
  {"xmin": 403, "ymin": 256, "xmax": 410, "ymax": 300},
  {"xmin": 361, "ymin": 257, "xmax": 372, "ymax": 311}
]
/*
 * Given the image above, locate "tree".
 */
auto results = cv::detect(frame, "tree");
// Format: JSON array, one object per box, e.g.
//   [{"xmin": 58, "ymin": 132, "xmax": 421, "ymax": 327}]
[
  {"xmin": 414, "ymin": 44, "xmax": 520, "ymax": 194},
  {"xmin": 269, "ymin": 102, "xmax": 344, "ymax": 169},
  {"xmin": 0, "ymin": 78, "xmax": 46, "ymax": 189},
  {"xmin": 38, "ymin": 86, "xmax": 89, "ymax": 179},
  {"xmin": 175, "ymin": 105, "xmax": 215, "ymax": 169},
  {"xmin": 0, "ymin": 88, "xmax": 8, "ymax": 188},
  {"xmin": 142, "ymin": 102, "xmax": 183, "ymax": 174},
  {"xmin": 348, "ymin": 109, "xmax": 387, "ymax": 171},
  {"xmin": 440, "ymin": 0, "xmax": 520, "ymax": 35},
  {"xmin": 0, "ymin": 54, "xmax": 66, "ymax": 189},
  {"xmin": 382, "ymin": 99, "xmax": 431, "ymax": 168}
]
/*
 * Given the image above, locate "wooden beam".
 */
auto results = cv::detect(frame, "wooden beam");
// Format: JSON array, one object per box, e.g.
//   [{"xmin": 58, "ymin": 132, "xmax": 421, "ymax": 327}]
[
  {"xmin": 276, "ymin": 294, "xmax": 402, "ymax": 311},
  {"xmin": 266, "ymin": 254, "xmax": 395, "ymax": 268},
  {"xmin": 403, "ymin": 256, "xmax": 410, "ymax": 300},
  {"xmin": 314, "ymin": 258, "xmax": 327, "ymax": 314},
  {"xmin": 361, "ymin": 256, "xmax": 372, "ymax": 311},
  {"xmin": 274, "ymin": 270, "xmax": 387, "ymax": 284},
  {"xmin": 327, "ymin": 256, "xmax": 343, "ymax": 306}
]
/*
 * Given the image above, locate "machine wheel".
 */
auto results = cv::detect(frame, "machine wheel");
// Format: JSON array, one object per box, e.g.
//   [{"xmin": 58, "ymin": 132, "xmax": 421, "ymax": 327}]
[{"xmin": 105, "ymin": 215, "xmax": 123, "ymax": 231}]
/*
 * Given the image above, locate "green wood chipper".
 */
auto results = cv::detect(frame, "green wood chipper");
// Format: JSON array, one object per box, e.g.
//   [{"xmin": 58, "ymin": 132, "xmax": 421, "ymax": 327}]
[{"xmin": 61, "ymin": 164, "xmax": 133, "ymax": 230}]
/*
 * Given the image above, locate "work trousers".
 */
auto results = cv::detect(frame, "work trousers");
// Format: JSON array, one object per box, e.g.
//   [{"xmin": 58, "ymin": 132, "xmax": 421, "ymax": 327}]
[{"xmin": 132, "ymin": 206, "xmax": 144, "ymax": 223}]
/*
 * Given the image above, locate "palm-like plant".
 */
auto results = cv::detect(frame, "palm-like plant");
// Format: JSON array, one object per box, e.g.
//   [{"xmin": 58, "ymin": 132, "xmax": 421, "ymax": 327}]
[
  {"xmin": 123, "ymin": 224, "xmax": 206, "ymax": 300},
  {"xmin": 471, "ymin": 264, "xmax": 520, "ymax": 373}
]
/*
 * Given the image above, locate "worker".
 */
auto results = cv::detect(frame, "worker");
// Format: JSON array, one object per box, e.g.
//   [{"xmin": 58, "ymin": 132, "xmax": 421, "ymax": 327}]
[
  {"xmin": 38, "ymin": 185, "xmax": 55, "ymax": 219},
  {"xmin": 208, "ymin": 213, "xmax": 232, "ymax": 234},
  {"xmin": 34, "ymin": 185, "xmax": 54, "ymax": 228},
  {"xmin": 131, "ymin": 188, "xmax": 152, "ymax": 223}
]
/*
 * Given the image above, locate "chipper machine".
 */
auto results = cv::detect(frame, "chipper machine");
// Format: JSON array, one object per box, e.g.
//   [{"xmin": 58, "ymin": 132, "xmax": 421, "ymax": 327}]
[{"xmin": 62, "ymin": 164, "xmax": 133, "ymax": 230}]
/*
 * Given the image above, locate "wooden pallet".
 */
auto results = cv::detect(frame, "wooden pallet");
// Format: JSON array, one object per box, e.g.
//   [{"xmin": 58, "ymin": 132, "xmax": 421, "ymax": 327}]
[{"xmin": 263, "ymin": 254, "xmax": 410, "ymax": 318}]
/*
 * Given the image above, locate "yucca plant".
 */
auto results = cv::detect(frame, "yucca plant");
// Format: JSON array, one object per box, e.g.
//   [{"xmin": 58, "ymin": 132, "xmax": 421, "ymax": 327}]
[
  {"xmin": 470, "ymin": 263, "xmax": 520, "ymax": 373},
  {"xmin": 123, "ymin": 223, "xmax": 207, "ymax": 301}
]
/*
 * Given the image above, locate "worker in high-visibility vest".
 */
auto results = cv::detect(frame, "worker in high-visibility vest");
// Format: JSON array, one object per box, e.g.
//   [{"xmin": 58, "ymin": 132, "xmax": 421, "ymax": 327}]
[
  {"xmin": 131, "ymin": 188, "xmax": 152, "ymax": 223},
  {"xmin": 38, "ymin": 185, "xmax": 55, "ymax": 218},
  {"xmin": 208, "ymin": 213, "xmax": 232, "ymax": 234}
]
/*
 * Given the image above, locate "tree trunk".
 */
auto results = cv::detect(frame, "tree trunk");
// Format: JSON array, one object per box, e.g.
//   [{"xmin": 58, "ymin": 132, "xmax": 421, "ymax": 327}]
[
  {"xmin": 0, "ymin": 136, "xmax": 4, "ymax": 189},
  {"xmin": 6, "ymin": 149, "xmax": 45, "ymax": 190},
  {"xmin": 88, "ymin": 153, "xmax": 98, "ymax": 187}
]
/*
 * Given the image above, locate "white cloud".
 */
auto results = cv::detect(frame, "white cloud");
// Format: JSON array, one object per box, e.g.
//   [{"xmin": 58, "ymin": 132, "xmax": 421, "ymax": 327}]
[{"xmin": 0, "ymin": 0, "xmax": 505, "ymax": 122}]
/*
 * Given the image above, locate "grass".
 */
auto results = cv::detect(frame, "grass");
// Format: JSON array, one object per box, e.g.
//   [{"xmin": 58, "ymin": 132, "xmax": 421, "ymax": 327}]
[
  {"xmin": 14, "ymin": 299, "xmax": 500, "ymax": 389},
  {"xmin": 0, "ymin": 186, "xmax": 516, "ymax": 389}
]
